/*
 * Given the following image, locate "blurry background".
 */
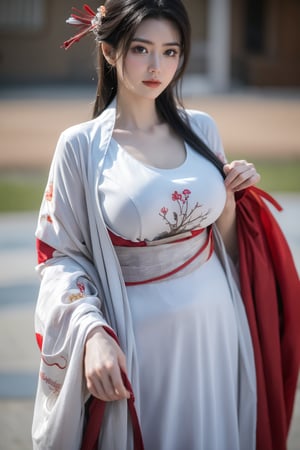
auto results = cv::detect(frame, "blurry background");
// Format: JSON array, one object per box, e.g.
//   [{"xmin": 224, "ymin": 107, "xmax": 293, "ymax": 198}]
[
  {"xmin": 0, "ymin": 0, "xmax": 299, "ymax": 448},
  {"xmin": 1, "ymin": 0, "xmax": 300, "ymax": 87}
]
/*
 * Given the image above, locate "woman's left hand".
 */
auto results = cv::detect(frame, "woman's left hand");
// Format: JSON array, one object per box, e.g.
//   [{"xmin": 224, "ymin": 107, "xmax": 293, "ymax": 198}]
[{"xmin": 223, "ymin": 160, "xmax": 261, "ymax": 192}]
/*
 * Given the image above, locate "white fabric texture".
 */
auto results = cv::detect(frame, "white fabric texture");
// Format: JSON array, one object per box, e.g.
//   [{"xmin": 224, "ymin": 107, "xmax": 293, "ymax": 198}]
[
  {"xmin": 114, "ymin": 229, "xmax": 212, "ymax": 284},
  {"xmin": 100, "ymin": 138, "xmax": 226, "ymax": 242},
  {"xmin": 32, "ymin": 99, "xmax": 256, "ymax": 450}
]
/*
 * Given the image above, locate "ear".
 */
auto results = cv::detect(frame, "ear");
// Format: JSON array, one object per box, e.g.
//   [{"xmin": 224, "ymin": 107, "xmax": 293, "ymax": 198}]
[{"xmin": 101, "ymin": 42, "xmax": 117, "ymax": 66}]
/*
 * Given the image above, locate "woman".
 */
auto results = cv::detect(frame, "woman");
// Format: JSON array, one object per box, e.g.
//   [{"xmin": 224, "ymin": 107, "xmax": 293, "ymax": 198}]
[{"xmin": 32, "ymin": 1, "xmax": 299, "ymax": 449}]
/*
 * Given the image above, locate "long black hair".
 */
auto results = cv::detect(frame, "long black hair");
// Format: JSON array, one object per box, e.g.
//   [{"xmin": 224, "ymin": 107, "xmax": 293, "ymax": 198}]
[{"xmin": 93, "ymin": 0, "xmax": 225, "ymax": 176}]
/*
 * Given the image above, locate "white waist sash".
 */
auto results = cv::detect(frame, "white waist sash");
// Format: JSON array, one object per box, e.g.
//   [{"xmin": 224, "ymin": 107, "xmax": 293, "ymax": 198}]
[{"xmin": 114, "ymin": 228, "xmax": 213, "ymax": 285}]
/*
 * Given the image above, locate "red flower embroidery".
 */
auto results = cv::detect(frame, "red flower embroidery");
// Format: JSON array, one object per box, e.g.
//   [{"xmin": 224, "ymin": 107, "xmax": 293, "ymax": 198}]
[
  {"xmin": 40, "ymin": 371, "xmax": 62, "ymax": 395},
  {"xmin": 77, "ymin": 281, "xmax": 85, "ymax": 293},
  {"xmin": 41, "ymin": 214, "xmax": 53, "ymax": 224},
  {"xmin": 45, "ymin": 183, "xmax": 53, "ymax": 202},
  {"xmin": 160, "ymin": 207, "xmax": 168, "ymax": 215},
  {"xmin": 172, "ymin": 191, "xmax": 182, "ymax": 201},
  {"xmin": 158, "ymin": 189, "xmax": 210, "ymax": 237}
]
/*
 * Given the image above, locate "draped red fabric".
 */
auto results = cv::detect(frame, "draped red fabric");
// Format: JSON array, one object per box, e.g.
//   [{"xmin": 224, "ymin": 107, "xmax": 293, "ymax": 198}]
[
  {"xmin": 236, "ymin": 186, "xmax": 300, "ymax": 450},
  {"xmin": 35, "ymin": 332, "xmax": 43, "ymax": 351},
  {"xmin": 108, "ymin": 227, "xmax": 205, "ymax": 247},
  {"xmin": 36, "ymin": 238, "xmax": 55, "ymax": 264}
]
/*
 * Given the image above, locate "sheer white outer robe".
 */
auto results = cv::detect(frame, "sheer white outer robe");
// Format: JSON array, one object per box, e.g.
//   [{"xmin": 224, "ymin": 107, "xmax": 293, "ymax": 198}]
[{"xmin": 32, "ymin": 99, "xmax": 256, "ymax": 450}]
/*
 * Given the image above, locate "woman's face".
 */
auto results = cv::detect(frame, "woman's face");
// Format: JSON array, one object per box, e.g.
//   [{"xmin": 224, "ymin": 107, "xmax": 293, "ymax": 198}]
[{"xmin": 115, "ymin": 18, "xmax": 181, "ymax": 101}]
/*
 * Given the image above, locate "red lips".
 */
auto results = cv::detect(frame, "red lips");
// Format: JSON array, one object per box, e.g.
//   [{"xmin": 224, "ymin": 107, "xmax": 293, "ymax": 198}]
[{"xmin": 142, "ymin": 80, "xmax": 162, "ymax": 88}]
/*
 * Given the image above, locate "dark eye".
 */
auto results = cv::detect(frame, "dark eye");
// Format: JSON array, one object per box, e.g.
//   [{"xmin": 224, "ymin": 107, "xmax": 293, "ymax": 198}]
[
  {"xmin": 165, "ymin": 49, "xmax": 178, "ymax": 57},
  {"xmin": 131, "ymin": 45, "xmax": 148, "ymax": 54}
]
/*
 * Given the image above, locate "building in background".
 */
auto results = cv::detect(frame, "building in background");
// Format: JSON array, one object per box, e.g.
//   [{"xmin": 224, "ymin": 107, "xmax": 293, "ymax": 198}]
[{"xmin": 0, "ymin": 0, "xmax": 299, "ymax": 90}]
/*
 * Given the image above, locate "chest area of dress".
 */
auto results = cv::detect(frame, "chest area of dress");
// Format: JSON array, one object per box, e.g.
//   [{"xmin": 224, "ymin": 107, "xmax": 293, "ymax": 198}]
[{"xmin": 99, "ymin": 141, "xmax": 226, "ymax": 242}]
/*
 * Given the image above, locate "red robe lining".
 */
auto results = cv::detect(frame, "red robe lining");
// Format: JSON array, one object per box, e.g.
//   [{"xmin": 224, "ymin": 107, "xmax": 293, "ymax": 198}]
[{"xmin": 236, "ymin": 186, "xmax": 300, "ymax": 450}]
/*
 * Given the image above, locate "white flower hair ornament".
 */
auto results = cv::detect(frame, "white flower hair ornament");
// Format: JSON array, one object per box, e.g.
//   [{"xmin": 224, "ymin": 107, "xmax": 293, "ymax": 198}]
[{"xmin": 62, "ymin": 4, "xmax": 106, "ymax": 50}]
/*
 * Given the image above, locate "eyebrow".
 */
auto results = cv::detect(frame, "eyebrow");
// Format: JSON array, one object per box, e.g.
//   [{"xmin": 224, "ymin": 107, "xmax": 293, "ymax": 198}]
[{"xmin": 131, "ymin": 37, "xmax": 181, "ymax": 47}]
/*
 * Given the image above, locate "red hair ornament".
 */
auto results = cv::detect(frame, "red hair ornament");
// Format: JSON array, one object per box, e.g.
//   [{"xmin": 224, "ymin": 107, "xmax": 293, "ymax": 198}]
[{"xmin": 62, "ymin": 4, "xmax": 106, "ymax": 50}]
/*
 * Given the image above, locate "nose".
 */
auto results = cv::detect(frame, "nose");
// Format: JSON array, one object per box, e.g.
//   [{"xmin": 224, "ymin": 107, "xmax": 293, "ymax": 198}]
[{"xmin": 148, "ymin": 52, "xmax": 161, "ymax": 74}]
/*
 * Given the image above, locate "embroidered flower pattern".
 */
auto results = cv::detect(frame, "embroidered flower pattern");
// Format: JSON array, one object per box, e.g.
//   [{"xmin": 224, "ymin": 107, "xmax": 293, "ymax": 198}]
[
  {"xmin": 40, "ymin": 371, "xmax": 62, "ymax": 395},
  {"xmin": 41, "ymin": 213, "xmax": 53, "ymax": 224},
  {"xmin": 68, "ymin": 280, "xmax": 86, "ymax": 303},
  {"xmin": 77, "ymin": 281, "xmax": 85, "ymax": 293},
  {"xmin": 45, "ymin": 182, "xmax": 53, "ymax": 202},
  {"xmin": 158, "ymin": 189, "xmax": 210, "ymax": 237},
  {"xmin": 68, "ymin": 292, "xmax": 85, "ymax": 303}
]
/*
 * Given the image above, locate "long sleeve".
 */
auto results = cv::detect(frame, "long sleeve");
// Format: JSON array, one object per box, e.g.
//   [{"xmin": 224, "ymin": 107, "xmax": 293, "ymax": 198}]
[
  {"xmin": 32, "ymin": 111, "xmax": 142, "ymax": 449},
  {"xmin": 32, "ymin": 130, "xmax": 111, "ymax": 450}
]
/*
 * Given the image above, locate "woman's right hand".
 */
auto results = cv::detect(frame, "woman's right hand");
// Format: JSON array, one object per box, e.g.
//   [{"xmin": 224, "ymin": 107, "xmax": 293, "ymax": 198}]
[{"xmin": 84, "ymin": 326, "xmax": 131, "ymax": 401}]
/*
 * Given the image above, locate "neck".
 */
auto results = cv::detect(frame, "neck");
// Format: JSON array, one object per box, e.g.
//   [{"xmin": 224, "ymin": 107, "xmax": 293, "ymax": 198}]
[{"xmin": 115, "ymin": 91, "xmax": 161, "ymax": 132}]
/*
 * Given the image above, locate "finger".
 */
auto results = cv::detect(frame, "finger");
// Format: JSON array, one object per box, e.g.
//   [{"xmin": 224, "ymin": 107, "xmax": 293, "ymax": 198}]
[
  {"xmin": 100, "ymin": 367, "xmax": 122, "ymax": 400},
  {"xmin": 96, "ymin": 358, "xmax": 130, "ymax": 400},
  {"xmin": 86, "ymin": 372, "xmax": 113, "ymax": 401},
  {"xmin": 224, "ymin": 164, "xmax": 252, "ymax": 188},
  {"xmin": 234, "ymin": 178, "xmax": 260, "ymax": 192},
  {"xmin": 223, "ymin": 160, "xmax": 247, "ymax": 173},
  {"xmin": 230, "ymin": 171, "xmax": 261, "ymax": 192},
  {"xmin": 223, "ymin": 163, "xmax": 231, "ymax": 176},
  {"xmin": 110, "ymin": 364, "xmax": 131, "ymax": 399},
  {"xmin": 89, "ymin": 373, "xmax": 125, "ymax": 402},
  {"xmin": 85, "ymin": 360, "xmax": 121, "ymax": 401}
]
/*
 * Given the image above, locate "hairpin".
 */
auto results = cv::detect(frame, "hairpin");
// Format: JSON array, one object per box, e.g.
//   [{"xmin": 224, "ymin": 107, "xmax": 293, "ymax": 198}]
[{"xmin": 61, "ymin": 4, "xmax": 106, "ymax": 50}]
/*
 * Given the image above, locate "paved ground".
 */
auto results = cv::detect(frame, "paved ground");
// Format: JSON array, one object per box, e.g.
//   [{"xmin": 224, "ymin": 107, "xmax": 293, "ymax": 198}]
[{"xmin": 0, "ymin": 84, "xmax": 299, "ymax": 449}]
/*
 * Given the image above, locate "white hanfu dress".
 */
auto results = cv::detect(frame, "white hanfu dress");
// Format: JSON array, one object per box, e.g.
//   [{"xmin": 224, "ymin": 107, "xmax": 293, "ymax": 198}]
[{"xmin": 99, "ymin": 139, "xmax": 256, "ymax": 450}]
